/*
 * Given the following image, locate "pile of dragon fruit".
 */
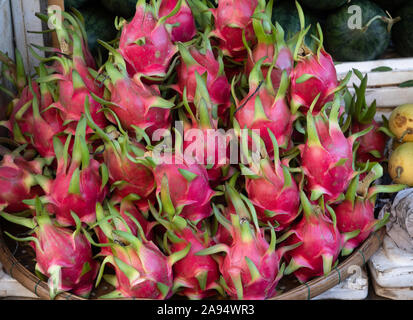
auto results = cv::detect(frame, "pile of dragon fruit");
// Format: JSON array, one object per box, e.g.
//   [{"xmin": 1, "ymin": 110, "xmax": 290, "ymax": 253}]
[{"xmin": 0, "ymin": 0, "xmax": 406, "ymax": 300}]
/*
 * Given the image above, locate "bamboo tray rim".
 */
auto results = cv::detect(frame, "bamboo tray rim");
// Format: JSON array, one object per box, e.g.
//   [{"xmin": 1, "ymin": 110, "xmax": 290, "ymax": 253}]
[{"xmin": 0, "ymin": 224, "xmax": 385, "ymax": 300}]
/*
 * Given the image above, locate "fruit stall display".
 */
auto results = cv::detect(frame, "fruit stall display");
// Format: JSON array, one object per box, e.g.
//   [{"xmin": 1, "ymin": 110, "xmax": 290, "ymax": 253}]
[{"xmin": 0, "ymin": 0, "xmax": 410, "ymax": 300}]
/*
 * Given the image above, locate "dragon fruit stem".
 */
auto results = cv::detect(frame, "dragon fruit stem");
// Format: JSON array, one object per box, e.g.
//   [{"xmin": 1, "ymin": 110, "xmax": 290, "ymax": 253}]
[
  {"xmin": 0, "ymin": 212, "xmax": 36, "ymax": 230},
  {"xmin": 305, "ymin": 96, "xmax": 322, "ymax": 147}
]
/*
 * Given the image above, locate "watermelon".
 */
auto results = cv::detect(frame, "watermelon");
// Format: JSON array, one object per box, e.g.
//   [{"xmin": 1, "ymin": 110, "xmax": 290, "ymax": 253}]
[
  {"xmin": 373, "ymin": 0, "xmax": 408, "ymax": 12},
  {"xmin": 392, "ymin": 2, "xmax": 413, "ymax": 57},
  {"xmin": 65, "ymin": 0, "xmax": 90, "ymax": 9},
  {"xmin": 300, "ymin": 0, "xmax": 348, "ymax": 11},
  {"xmin": 271, "ymin": 0, "xmax": 321, "ymax": 52},
  {"xmin": 324, "ymin": 0, "xmax": 392, "ymax": 61},
  {"xmin": 100, "ymin": 0, "xmax": 137, "ymax": 19},
  {"xmin": 77, "ymin": 6, "xmax": 118, "ymax": 54}
]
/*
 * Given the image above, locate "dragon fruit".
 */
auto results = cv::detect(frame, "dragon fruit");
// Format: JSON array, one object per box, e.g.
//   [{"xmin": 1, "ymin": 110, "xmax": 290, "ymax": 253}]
[
  {"xmin": 353, "ymin": 121, "xmax": 387, "ymax": 163},
  {"xmin": 334, "ymin": 163, "xmax": 406, "ymax": 256},
  {"xmin": 172, "ymin": 39, "xmax": 231, "ymax": 119},
  {"xmin": 165, "ymin": 226, "xmax": 221, "ymax": 300},
  {"xmin": 180, "ymin": 72, "xmax": 231, "ymax": 183},
  {"xmin": 280, "ymin": 191, "xmax": 349, "ymax": 283},
  {"xmin": 92, "ymin": 46, "xmax": 174, "ymax": 137},
  {"xmin": 1, "ymin": 199, "xmax": 99, "ymax": 299},
  {"xmin": 159, "ymin": 0, "xmax": 197, "ymax": 43},
  {"xmin": 44, "ymin": 34, "xmax": 107, "ymax": 135},
  {"xmin": 153, "ymin": 152, "xmax": 215, "ymax": 225},
  {"xmin": 289, "ymin": 16, "xmax": 345, "ymax": 115},
  {"xmin": 1, "ymin": 64, "xmax": 65, "ymax": 158},
  {"xmin": 43, "ymin": 117, "xmax": 108, "ymax": 226},
  {"xmin": 211, "ymin": 0, "xmax": 258, "ymax": 61},
  {"xmin": 0, "ymin": 154, "xmax": 44, "ymax": 213},
  {"xmin": 242, "ymin": 129, "xmax": 300, "ymax": 230},
  {"xmin": 109, "ymin": 197, "xmax": 157, "ymax": 242},
  {"xmin": 95, "ymin": 226, "xmax": 190, "ymax": 299},
  {"xmin": 89, "ymin": 199, "xmax": 157, "ymax": 257},
  {"xmin": 245, "ymin": 0, "xmax": 294, "ymax": 88},
  {"xmin": 235, "ymin": 58, "xmax": 294, "ymax": 153},
  {"xmin": 197, "ymin": 195, "xmax": 291, "ymax": 300},
  {"xmin": 299, "ymin": 94, "xmax": 370, "ymax": 202},
  {"xmin": 118, "ymin": 0, "xmax": 178, "ymax": 79},
  {"xmin": 39, "ymin": 10, "xmax": 97, "ymax": 70},
  {"xmin": 85, "ymin": 104, "xmax": 156, "ymax": 199}
]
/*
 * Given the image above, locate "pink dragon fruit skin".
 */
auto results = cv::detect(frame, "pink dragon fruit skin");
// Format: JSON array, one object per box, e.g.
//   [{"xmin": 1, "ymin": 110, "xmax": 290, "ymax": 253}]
[
  {"xmin": 92, "ymin": 200, "xmax": 157, "ymax": 258},
  {"xmin": 243, "ymin": 130, "xmax": 300, "ymax": 231},
  {"xmin": 97, "ymin": 51, "xmax": 174, "ymax": 137},
  {"xmin": 0, "ymin": 155, "xmax": 43, "ymax": 213},
  {"xmin": 159, "ymin": 0, "xmax": 196, "ymax": 43},
  {"xmin": 211, "ymin": 0, "xmax": 258, "ymax": 61},
  {"xmin": 104, "ymin": 143, "xmax": 155, "ymax": 199},
  {"xmin": 197, "ymin": 202, "xmax": 286, "ymax": 300},
  {"xmin": 1, "ymin": 200, "xmax": 99, "ymax": 299},
  {"xmin": 334, "ymin": 164, "xmax": 406, "ymax": 256},
  {"xmin": 118, "ymin": 0, "xmax": 177, "ymax": 79},
  {"xmin": 299, "ymin": 95, "xmax": 367, "ymax": 202},
  {"xmin": 172, "ymin": 41, "xmax": 231, "ymax": 117},
  {"xmin": 290, "ymin": 48, "xmax": 339, "ymax": 115},
  {"xmin": 281, "ymin": 191, "xmax": 343, "ymax": 283},
  {"xmin": 85, "ymin": 107, "xmax": 156, "ymax": 199},
  {"xmin": 180, "ymin": 72, "xmax": 231, "ymax": 183},
  {"xmin": 96, "ymin": 229, "xmax": 190, "ymax": 299},
  {"xmin": 169, "ymin": 227, "xmax": 221, "ymax": 300},
  {"xmin": 2, "ymin": 75, "xmax": 65, "ymax": 159},
  {"xmin": 235, "ymin": 58, "xmax": 294, "ymax": 153},
  {"xmin": 45, "ymin": 118, "xmax": 108, "ymax": 226},
  {"xmin": 48, "ymin": 158, "xmax": 107, "ymax": 226},
  {"xmin": 45, "ymin": 32, "xmax": 107, "ymax": 136},
  {"xmin": 154, "ymin": 153, "xmax": 215, "ymax": 225},
  {"xmin": 352, "ymin": 120, "xmax": 387, "ymax": 163},
  {"xmin": 245, "ymin": 0, "xmax": 294, "ymax": 89},
  {"xmin": 112, "ymin": 198, "xmax": 157, "ymax": 242}
]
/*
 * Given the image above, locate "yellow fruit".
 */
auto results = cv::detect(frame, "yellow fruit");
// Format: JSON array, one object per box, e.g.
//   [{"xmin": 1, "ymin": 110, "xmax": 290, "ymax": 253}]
[
  {"xmin": 389, "ymin": 104, "xmax": 413, "ymax": 142},
  {"xmin": 388, "ymin": 142, "xmax": 413, "ymax": 186}
]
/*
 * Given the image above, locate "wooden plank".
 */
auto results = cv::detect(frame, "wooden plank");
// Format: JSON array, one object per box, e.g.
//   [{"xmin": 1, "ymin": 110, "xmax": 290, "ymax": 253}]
[
  {"xmin": 342, "ymin": 71, "xmax": 413, "ymax": 88},
  {"xmin": 336, "ymin": 57, "xmax": 413, "ymax": 75},
  {"xmin": 0, "ymin": 263, "xmax": 38, "ymax": 299},
  {"xmin": 10, "ymin": 0, "xmax": 45, "ymax": 73},
  {"xmin": 47, "ymin": 0, "xmax": 64, "ymax": 49},
  {"xmin": 335, "ymin": 57, "xmax": 413, "ymax": 111},
  {"xmin": 0, "ymin": 0, "xmax": 14, "ymax": 122},
  {"xmin": 0, "ymin": 0, "xmax": 14, "ymax": 59}
]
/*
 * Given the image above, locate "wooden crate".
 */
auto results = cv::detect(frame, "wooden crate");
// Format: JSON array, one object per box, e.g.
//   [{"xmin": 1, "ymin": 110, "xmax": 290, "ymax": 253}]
[{"xmin": 336, "ymin": 57, "xmax": 413, "ymax": 121}]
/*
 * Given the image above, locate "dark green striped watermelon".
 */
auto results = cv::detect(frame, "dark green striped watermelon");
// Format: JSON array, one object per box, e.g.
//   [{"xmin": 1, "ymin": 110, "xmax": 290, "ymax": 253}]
[
  {"xmin": 77, "ymin": 6, "xmax": 118, "ymax": 54},
  {"xmin": 373, "ymin": 0, "xmax": 408, "ymax": 12},
  {"xmin": 392, "ymin": 2, "xmax": 413, "ymax": 57},
  {"xmin": 100, "ymin": 0, "xmax": 137, "ymax": 19},
  {"xmin": 300, "ymin": 0, "xmax": 348, "ymax": 11},
  {"xmin": 65, "ymin": 0, "xmax": 90, "ymax": 10},
  {"xmin": 271, "ymin": 0, "xmax": 320, "ymax": 52},
  {"xmin": 324, "ymin": 0, "xmax": 391, "ymax": 61}
]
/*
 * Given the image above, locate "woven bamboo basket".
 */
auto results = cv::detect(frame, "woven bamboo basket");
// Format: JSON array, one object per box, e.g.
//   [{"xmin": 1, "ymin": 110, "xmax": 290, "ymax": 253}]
[{"xmin": 0, "ymin": 217, "xmax": 385, "ymax": 300}]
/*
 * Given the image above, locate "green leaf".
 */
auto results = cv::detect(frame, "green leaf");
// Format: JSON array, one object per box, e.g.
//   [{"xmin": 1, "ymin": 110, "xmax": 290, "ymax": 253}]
[
  {"xmin": 178, "ymin": 168, "xmax": 198, "ymax": 183},
  {"xmin": 371, "ymin": 66, "xmax": 392, "ymax": 72},
  {"xmin": 295, "ymin": 73, "xmax": 315, "ymax": 84},
  {"xmin": 399, "ymin": 80, "xmax": 413, "ymax": 88}
]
